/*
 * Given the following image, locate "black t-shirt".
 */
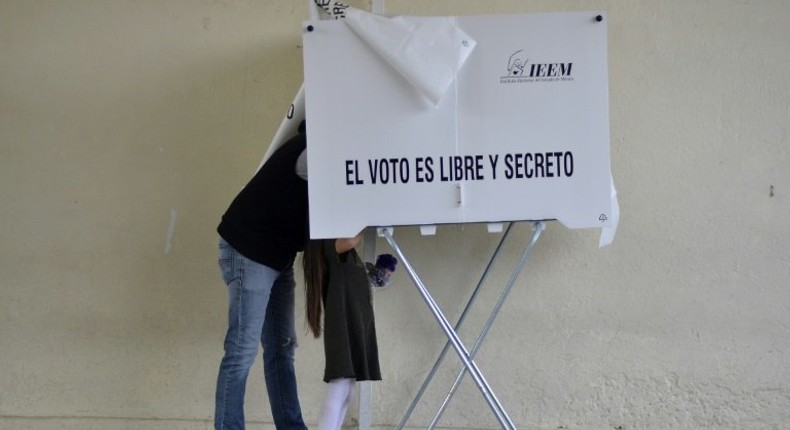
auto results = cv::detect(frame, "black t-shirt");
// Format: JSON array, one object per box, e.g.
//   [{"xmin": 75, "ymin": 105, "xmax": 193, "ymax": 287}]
[{"xmin": 217, "ymin": 133, "xmax": 308, "ymax": 270}]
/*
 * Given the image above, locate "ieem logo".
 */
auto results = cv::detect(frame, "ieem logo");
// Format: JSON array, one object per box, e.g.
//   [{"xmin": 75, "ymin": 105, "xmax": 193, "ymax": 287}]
[{"xmin": 501, "ymin": 50, "xmax": 574, "ymax": 84}]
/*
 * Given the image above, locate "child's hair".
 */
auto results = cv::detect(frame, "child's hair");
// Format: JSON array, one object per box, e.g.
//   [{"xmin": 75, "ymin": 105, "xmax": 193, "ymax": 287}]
[{"xmin": 302, "ymin": 239, "xmax": 326, "ymax": 338}]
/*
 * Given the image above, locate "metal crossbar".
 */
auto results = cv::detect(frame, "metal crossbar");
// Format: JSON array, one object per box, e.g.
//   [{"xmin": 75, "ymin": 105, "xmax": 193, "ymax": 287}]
[{"xmin": 381, "ymin": 221, "xmax": 545, "ymax": 429}]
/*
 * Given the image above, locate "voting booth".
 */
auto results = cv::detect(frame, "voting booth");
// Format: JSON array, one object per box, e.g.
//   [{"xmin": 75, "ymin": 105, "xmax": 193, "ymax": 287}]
[
  {"xmin": 262, "ymin": 3, "xmax": 617, "ymax": 428},
  {"xmin": 303, "ymin": 10, "xmax": 614, "ymax": 239}
]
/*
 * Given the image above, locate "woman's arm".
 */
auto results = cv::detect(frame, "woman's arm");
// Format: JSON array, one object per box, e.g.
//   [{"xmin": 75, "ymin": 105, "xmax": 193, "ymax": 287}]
[{"xmin": 335, "ymin": 231, "xmax": 364, "ymax": 254}]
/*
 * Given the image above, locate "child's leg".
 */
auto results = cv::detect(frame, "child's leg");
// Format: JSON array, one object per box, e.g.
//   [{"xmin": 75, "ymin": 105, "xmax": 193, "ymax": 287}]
[{"xmin": 317, "ymin": 378, "xmax": 356, "ymax": 430}]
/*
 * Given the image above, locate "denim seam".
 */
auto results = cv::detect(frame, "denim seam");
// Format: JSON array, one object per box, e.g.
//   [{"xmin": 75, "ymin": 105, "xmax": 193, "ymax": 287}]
[
  {"xmin": 272, "ymin": 280, "xmax": 286, "ymax": 427},
  {"xmin": 220, "ymin": 252, "xmax": 244, "ymax": 430}
]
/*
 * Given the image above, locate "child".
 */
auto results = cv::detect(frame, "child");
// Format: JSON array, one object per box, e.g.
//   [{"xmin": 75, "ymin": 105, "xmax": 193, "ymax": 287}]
[{"xmin": 302, "ymin": 232, "xmax": 396, "ymax": 430}]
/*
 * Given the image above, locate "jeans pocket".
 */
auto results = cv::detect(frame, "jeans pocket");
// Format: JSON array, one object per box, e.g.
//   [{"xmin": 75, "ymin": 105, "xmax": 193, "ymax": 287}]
[{"xmin": 218, "ymin": 239, "xmax": 238, "ymax": 284}]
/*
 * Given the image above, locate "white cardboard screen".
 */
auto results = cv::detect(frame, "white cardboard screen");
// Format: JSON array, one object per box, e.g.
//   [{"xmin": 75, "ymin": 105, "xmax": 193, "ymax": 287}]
[{"xmin": 303, "ymin": 11, "xmax": 612, "ymax": 239}]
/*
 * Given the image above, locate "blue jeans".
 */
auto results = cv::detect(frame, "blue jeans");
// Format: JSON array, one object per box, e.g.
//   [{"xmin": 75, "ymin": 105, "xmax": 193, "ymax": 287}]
[{"xmin": 215, "ymin": 238, "xmax": 307, "ymax": 430}]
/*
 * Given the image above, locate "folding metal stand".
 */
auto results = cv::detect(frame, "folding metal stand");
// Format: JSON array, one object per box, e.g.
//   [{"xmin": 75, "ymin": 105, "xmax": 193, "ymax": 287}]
[{"xmin": 379, "ymin": 221, "xmax": 545, "ymax": 430}]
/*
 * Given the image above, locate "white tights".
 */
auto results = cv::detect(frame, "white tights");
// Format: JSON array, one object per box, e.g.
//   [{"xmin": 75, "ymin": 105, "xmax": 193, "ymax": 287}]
[{"xmin": 317, "ymin": 378, "xmax": 356, "ymax": 430}]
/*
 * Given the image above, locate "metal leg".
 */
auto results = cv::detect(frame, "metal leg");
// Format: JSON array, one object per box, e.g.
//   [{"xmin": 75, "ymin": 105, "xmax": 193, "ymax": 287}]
[
  {"xmin": 383, "ymin": 225, "xmax": 542, "ymax": 430},
  {"xmin": 357, "ymin": 228, "xmax": 378, "ymax": 430},
  {"xmin": 395, "ymin": 222, "xmax": 516, "ymax": 430},
  {"xmin": 427, "ymin": 221, "xmax": 545, "ymax": 429}
]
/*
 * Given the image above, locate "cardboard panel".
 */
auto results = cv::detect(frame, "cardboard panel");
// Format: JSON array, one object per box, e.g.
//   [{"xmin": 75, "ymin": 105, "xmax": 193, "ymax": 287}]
[{"xmin": 303, "ymin": 11, "xmax": 611, "ymax": 238}]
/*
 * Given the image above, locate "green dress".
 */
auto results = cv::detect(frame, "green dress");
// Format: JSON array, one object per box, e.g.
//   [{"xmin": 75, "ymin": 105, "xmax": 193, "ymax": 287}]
[{"xmin": 322, "ymin": 240, "xmax": 381, "ymax": 383}]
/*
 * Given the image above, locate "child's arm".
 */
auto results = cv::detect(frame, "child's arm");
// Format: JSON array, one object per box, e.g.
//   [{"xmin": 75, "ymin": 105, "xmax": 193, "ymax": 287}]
[{"xmin": 335, "ymin": 231, "xmax": 364, "ymax": 254}]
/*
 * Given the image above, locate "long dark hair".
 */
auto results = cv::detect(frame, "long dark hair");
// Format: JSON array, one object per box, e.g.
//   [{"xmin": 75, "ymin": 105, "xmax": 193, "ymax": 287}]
[{"xmin": 302, "ymin": 239, "xmax": 327, "ymax": 338}]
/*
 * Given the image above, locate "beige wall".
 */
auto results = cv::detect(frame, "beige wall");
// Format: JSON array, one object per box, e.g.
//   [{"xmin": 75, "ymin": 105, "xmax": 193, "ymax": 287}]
[{"xmin": 2, "ymin": 1, "xmax": 788, "ymax": 429}]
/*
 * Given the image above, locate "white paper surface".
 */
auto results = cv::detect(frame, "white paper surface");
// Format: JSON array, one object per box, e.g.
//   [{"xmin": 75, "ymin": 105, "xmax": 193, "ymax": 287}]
[
  {"xmin": 599, "ymin": 177, "xmax": 620, "ymax": 247},
  {"xmin": 344, "ymin": 8, "xmax": 476, "ymax": 106}
]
